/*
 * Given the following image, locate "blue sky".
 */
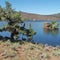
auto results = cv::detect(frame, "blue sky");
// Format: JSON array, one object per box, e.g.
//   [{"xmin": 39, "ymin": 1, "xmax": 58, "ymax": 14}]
[{"xmin": 0, "ymin": 0, "xmax": 60, "ymax": 15}]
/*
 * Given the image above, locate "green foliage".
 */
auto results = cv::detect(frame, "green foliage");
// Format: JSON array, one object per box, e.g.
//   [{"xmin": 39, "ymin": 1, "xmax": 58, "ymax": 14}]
[
  {"xmin": 26, "ymin": 24, "xmax": 36, "ymax": 40},
  {"xmin": 50, "ymin": 21, "xmax": 59, "ymax": 29},
  {"xmin": 0, "ymin": 6, "xmax": 5, "ymax": 20},
  {"xmin": 51, "ymin": 21, "xmax": 57, "ymax": 24},
  {"xmin": 0, "ymin": 1, "xmax": 36, "ymax": 41},
  {"xmin": 5, "ymin": 1, "xmax": 11, "ymax": 10},
  {"xmin": 29, "ymin": 24, "xmax": 36, "ymax": 35},
  {"xmin": 0, "ymin": 6, "xmax": 3, "ymax": 12}
]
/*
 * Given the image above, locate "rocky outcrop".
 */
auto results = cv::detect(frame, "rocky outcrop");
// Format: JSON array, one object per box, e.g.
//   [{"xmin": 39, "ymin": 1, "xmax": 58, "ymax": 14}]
[
  {"xmin": 43, "ymin": 22, "xmax": 59, "ymax": 30},
  {"xmin": 43, "ymin": 22, "xmax": 52, "ymax": 30}
]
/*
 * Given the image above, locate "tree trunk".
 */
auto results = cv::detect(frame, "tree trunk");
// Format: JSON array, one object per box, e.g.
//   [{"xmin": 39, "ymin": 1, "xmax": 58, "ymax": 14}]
[{"xmin": 10, "ymin": 32, "xmax": 14, "ymax": 42}]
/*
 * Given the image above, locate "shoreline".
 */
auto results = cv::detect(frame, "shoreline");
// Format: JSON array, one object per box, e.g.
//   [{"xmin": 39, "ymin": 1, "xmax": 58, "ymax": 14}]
[{"xmin": 25, "ymin": 19, "xmax": 60, "ymax": 22}]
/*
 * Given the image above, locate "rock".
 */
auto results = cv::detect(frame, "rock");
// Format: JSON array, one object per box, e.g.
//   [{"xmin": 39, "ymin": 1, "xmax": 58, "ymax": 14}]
[{"xmin": 43, "ymin": 22, "xmax": 51, "ymax": 30}]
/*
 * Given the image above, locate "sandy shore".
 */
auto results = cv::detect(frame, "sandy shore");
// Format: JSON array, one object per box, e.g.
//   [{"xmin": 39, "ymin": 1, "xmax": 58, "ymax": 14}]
[{"xmin": 0, "ymin": 40, "xmax": 60, "ymax": 60}]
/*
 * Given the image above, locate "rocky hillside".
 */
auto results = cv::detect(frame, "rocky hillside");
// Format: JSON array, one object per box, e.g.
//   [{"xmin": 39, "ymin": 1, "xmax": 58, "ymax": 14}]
[{"xmin": 21, "ymin": 12, "xmax": 60, "ymax": 20}]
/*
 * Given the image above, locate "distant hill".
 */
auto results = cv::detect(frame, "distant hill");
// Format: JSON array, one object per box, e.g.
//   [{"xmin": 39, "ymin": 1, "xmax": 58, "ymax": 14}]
[
  {"xmin": 21, "ymin": 12, "xmax": 60, "ymax": 20},
  {"xmin": 51, "ymin": 13, "xmax": 60, "ymax": 18}
]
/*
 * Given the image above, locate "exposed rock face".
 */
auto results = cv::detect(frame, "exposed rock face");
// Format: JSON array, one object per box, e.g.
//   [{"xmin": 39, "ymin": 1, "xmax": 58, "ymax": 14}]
[{"xmin": 43, "ymin": 22, "xmax": 51, "ymax": 30}]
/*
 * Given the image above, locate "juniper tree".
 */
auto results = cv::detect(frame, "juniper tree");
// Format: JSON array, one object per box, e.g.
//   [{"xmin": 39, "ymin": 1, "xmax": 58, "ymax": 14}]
[{"xmin": 0, "ymin": 1, "xmax": 36, "ymax": 42}]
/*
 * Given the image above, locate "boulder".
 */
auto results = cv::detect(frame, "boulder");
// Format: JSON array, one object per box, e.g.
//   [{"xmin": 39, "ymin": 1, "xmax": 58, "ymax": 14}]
[{"xmin": 43, "ymin": 22, "xmax": 51, "ymax": 29}]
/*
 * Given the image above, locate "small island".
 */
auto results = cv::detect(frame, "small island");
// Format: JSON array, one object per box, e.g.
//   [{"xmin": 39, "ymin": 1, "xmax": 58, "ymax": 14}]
[{"xmin": 44, "ymin": 21, "xmax": 59, "ymax": 30}]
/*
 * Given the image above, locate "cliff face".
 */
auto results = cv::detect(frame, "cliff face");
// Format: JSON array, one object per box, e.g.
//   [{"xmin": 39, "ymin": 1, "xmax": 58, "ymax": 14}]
[{"xmin": 21, "ymin": 12, "xmax": 60, "ymax": 20}]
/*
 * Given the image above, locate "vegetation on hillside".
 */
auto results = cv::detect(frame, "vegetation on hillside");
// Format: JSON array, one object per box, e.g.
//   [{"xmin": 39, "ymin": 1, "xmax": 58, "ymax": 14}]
[{"xmin": 21, "ymin": 12, "xmax": 60, "ymax": 20}]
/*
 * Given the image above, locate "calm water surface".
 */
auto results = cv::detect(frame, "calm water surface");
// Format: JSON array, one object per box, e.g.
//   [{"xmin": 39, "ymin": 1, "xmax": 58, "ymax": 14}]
[
  {"xmin": 0, "ymin": 20, "xmax": 60, "ymax": 46},
  {"xmin": 25, "ymin": 20, "xmax": 60, "ymax": 46}
]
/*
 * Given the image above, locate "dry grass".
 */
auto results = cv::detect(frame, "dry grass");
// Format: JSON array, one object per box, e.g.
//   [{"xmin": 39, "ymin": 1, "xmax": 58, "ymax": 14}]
[{"xmin": 0, "ymin": 40, "xmax": 60, "ymax": 60}]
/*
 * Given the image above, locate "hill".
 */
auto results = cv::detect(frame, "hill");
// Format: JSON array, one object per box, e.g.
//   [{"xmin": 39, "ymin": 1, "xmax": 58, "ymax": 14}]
[{"xmin": 21, "ymin": 12, "xmax": 60, "ymax": 20}]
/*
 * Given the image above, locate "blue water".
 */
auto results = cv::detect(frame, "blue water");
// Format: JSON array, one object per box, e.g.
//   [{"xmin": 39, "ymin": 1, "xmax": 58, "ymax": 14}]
[
  {"xmin": 25, "ymin": 20, "xmax": 60, "ymax": 46},
  {"xmin": 0, "ymin": 21, "xmax": 11, "ymax": 37},
  {"xmin": 0, "ymin": 20, "xmax": 60, "ymax": 46}
]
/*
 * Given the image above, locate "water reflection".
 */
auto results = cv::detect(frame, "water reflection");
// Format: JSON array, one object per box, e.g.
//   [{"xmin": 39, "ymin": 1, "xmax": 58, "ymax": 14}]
[
  {"xmin": 51, "ymin": 29, "xmax": 59, "ymax": 36},
  {"xmin": 43, "ymin": 28, "xmax": 50, "ymax": 34},
  {"xmin": 43, "ymin": 28, "xmax": 59, "ymax": 36}
]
